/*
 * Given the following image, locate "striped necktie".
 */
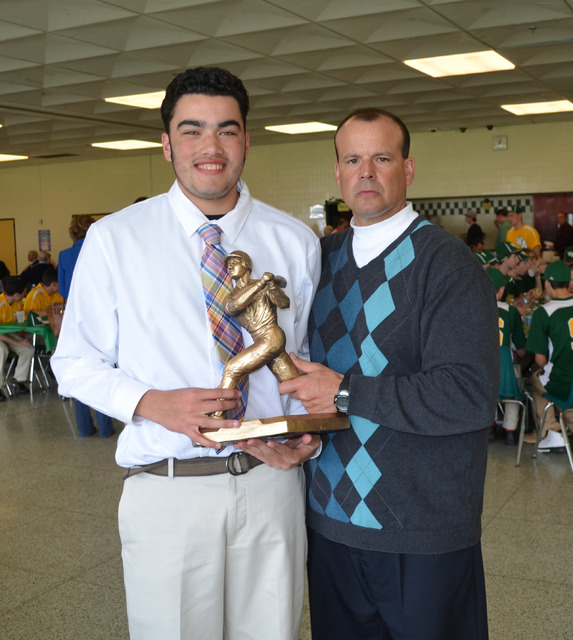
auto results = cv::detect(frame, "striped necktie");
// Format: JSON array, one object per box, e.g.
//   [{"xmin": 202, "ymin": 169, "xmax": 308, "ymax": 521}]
[{"xmin": 198, "ymin": 222, "xmax": 247, "ymax": 420}]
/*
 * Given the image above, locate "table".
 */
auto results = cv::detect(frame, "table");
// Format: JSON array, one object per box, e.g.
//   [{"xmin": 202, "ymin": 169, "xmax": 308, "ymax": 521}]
[{"xmin": 0, "ymin": 322, "xmax": 57, "ymax": 353}]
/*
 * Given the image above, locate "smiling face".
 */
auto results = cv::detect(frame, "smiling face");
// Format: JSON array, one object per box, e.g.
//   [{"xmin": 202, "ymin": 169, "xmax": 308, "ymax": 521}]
[
  {"xmin": 334, "ymin": 116, "xmax": 415, "ymax": 226},
  {"xmin": 162, "ymin": 93, "xmax": 250, "ymax": 215}
]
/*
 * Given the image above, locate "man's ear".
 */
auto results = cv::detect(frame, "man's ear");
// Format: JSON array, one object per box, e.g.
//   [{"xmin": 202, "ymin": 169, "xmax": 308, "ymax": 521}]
[
  {"xmin": 162, "ymin": 132, "xmax": 172, "ymax": 162},
  {"xmin": 405, "ymin": 157, "xmax": 415, "ymax": 186}
]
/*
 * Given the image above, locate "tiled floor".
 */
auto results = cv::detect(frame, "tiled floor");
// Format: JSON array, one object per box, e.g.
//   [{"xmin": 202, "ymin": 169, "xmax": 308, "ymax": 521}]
[{"xmin": 0, "ymin": 388, "xmax": 572, "ymax": 639}]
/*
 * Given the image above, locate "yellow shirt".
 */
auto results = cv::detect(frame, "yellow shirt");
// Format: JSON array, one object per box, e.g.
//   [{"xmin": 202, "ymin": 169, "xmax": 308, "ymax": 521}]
[
  {"xmin": 23, "ymin": 284, "xmax": 63, "ymax": 315},
  {"xmin": 0, "ymin": 293, "xmax": 23, "ymax": 323},
  {"xmin": 506, "ymin": 225, "xmax": 541, "ymax": 251}
]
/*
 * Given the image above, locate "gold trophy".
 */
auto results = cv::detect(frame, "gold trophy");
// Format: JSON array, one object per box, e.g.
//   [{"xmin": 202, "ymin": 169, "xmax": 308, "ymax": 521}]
[{"xmin": 201, "ymin": 250, "xmax": 349, "ymax": 444}]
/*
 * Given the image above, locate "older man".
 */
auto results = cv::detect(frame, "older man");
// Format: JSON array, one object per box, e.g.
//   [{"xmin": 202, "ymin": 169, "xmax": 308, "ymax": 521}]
[
  {"xmin": 546, "ymin": 211, "xmax": 573, "ymax": 259},
  {"xmin": 281, "ymin": 108, "xmax": 498, "ymax": 640}
]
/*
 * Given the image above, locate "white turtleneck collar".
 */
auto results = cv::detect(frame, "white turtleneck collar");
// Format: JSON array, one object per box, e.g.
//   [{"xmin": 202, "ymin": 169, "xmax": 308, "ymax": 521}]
[{"xmin": 350, "ymin": 202, "xmax": 419, "ymax": 268}]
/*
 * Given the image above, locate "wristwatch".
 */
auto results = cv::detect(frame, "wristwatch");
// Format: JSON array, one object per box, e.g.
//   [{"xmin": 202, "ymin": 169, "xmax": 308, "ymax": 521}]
[{"xmin": 334, "ymin": 376, "xmax": 350, "ymax": 413}]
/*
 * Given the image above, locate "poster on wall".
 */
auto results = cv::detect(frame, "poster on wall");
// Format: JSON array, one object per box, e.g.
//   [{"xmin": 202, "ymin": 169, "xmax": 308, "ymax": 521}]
[{"xmin": 38, "ymin": 229, "xmax": 51, "ymax": 251}]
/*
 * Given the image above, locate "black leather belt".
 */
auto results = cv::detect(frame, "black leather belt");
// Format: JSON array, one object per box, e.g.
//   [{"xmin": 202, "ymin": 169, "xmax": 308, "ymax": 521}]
[{"xmin": 123, "ymin": 451, "xmax": 264, "ymax": 480}]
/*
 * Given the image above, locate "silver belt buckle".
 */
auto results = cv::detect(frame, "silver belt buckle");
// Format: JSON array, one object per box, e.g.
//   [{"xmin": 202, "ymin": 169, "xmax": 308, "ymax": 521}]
[{"xmin": 226, "ymin": 451, "xmax": 251, "ymax": 476}]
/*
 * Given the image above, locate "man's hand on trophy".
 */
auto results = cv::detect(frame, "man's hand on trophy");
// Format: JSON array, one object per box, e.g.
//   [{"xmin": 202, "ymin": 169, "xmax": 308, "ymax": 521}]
[
  {"xmin": 235, "ymin": 433, "xmax": 321, "ymax": 468},
  {"xmin": 279, "ymin": 354, "xmax": 343, "ymax": 414},
  {"xmin": 134, "ymin": 388, "xmax": 242, "ymax": 449}
]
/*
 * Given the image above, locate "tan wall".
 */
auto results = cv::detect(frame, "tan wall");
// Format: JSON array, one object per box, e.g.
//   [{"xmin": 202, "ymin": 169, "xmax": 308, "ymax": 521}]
[{"xmin": 1, "ymin": 120, "xmax": 571, "ymax": 272}]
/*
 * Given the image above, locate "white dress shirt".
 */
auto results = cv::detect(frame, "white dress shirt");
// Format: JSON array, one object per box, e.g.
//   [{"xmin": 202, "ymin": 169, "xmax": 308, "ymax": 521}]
[{"xmin": 52, "ymin": 181, "xmax": 321, "ymax": 467}]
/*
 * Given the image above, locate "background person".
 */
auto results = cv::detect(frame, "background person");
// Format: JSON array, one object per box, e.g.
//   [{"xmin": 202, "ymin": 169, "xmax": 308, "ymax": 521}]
[
  {"xmin": 494, "ymin": 207, "xmax": 512, "ymax": 253},
  {"xmin": 464, "ymin": 208, "xmax": 484, "ymax": 248},
  {"xmin": 23, "ymin": 267, "xmax": 63, "ymax": 318},
  {"xmin": 506, "ymin": 208, "xmax": 542, "ymax": 259},
  {"xmin": 525, "ymin": 260, "xmax": 573, "ymax": 452},
  {"xmin": 58, "ymin": 215, "xmax": 114, "ymax": 438},
  {"xmin": 545, "ymin": 211, "xmax": 573, "ymax": 259},
  {"xmin": 0, "ymin": 277, "xmax": 32, "ymax": 399}
]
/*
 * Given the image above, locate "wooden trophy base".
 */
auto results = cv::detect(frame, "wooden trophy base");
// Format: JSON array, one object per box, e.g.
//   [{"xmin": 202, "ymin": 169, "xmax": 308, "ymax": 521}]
[{"xmin": 201, "ymin": 413, "xmax": 350, "ymax": 445}]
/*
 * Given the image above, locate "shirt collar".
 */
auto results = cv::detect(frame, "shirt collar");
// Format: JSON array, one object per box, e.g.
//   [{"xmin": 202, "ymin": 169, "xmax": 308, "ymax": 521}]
[
  {"xmin": 350, "ymin": 202, "xmax": 419, "ymax": 268},
  {"xmin": 168, "ymin": 179, "xmax": 252, "ymax": 243}
]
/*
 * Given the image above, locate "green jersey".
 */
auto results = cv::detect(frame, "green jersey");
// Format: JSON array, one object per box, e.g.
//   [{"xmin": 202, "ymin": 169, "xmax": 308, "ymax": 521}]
[
  {"xmin": 526, "ymin": 297, "xmax": 573, "ymax": 397},
  {"xmin": 497, "ymin": 301, "xmax": 525, "ymax": 351}
]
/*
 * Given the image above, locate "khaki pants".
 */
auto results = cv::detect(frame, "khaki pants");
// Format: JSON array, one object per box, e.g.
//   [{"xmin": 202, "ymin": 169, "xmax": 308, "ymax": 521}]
[
  {"xmin": 0, "ymin": 339, "xmax": 33, "ymax": 385},
  {"xmin": 529, "ymin": 370, "xmax": 573, "ymax": 436},
  {"xmin": 119, "ymin": 463, "xmax": 306, "ymax": 640}
]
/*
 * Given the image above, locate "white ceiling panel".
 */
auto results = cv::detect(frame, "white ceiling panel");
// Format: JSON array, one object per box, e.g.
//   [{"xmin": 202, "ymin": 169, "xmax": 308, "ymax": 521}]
[{"xmin": 0, "ymin": 0, "xmax": 571, "ymax": 162}]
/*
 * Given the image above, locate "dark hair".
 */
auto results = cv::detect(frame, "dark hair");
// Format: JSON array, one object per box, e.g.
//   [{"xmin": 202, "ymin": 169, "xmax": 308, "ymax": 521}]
[
  {"xmin": 334, "ymin": 108, "xmax": 411, "ymax": 160},
  {"xmin": 160, "ymin": 67, "xmax": 250, "ymax": 133},
  {"xmin": 548, "ymin": 280, "xmax": 571, "ymax": 290},
  {"xmin": 4, "ymin": 277, "xmax": 26, "ymax": 296},
  {"xmin": 42, "ymin": 267, "xmax": 58, "ymax": 287}
]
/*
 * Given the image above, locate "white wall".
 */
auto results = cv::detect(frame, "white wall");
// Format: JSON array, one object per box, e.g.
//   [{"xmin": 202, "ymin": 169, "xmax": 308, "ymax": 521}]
[{"xmin": 1, "ymin": 119, "xmax": 571, "ymax": 271}]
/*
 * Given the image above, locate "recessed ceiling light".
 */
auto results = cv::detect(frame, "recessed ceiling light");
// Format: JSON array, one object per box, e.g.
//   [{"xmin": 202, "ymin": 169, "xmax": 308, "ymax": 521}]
[
  {"xmin": 265, "ymin": 122, "xmax": 337, "ymax": 135},
  {"xmin": 91, "ymin": 140, "xmax": 162, "ymax": 151},
  {"xmin": 501, "ymin": 100, "xmax": 573, "ymax": 115},
  {"xmin": 403, "ymin": 51, "xmax": 514, "ymax": 77},
  {"xmin": 104, "ymin": 91, "xmax": 165, "ymax": 109},
  {"xmin": 0, "ymin": 153, "xmax": 28, "ymax": 162}
]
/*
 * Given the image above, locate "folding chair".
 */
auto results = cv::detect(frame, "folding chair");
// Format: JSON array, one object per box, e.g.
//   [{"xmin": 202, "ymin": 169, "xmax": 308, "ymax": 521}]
[
  {"xmin": 2, "ymin": 353, "xmax": 16, "ymax": 398},
  {"xmin": 498, "ymin": 346, "xmax": 535, "ymax": 466},
  {"xmin": 532, "ymin": 379, "xmax": 573, "ymax": 473},
  {"xmin": 27, "ymin": 312, "xmax": 51, "ymax": 391}
]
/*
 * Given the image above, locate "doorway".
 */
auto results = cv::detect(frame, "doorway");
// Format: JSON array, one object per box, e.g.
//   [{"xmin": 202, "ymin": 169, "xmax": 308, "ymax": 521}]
[
  {"xmin": 0, "ymin": 218, "xmax": 17, "ymax": 275},
  {"xmin": 533, "ymin": 193, "xmax": 573, "ymax": 243}
]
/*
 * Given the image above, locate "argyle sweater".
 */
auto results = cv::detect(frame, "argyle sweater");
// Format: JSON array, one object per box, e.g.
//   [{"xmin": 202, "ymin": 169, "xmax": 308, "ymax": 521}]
[{"xmin": 306, "ymin": 216, "xmax": 499, "ymax": 554}]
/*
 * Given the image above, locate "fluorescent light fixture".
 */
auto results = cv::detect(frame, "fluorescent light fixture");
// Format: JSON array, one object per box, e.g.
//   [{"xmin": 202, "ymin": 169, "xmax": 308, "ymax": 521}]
[
  {"xmin": 0, "ymin": 153, "xmax": 28, "ymax": 162},
  {"xmin": 265, "ymin": 122, "xmax": 337, "ymax": 135},
  {"xmin": 501, "ymin": 100, "xmax": 573, "ymax": 115},
  {"xmin": 91, "ymin": 140, "xmax": 162, "ymax": 151},
  {"xmin": 104, "ymin": 91, "xmax": 165, "ymax": 109},
  {"xmin": 403, "ymin": 51, "xmax": 514, "ymax": 77}
]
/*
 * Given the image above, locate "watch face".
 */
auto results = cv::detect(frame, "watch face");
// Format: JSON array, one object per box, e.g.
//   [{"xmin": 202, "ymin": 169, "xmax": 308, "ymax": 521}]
[{"xmin": 335, "ymin": 390, "xmax": 349, "ymax": 412}]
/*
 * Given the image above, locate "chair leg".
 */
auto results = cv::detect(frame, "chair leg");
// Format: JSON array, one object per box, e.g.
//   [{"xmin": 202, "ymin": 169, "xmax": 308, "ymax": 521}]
[
  {"xmin": 558, "ymin": 412, "xmax": 573, "ymax": 473},
  {"xmin": 533, "ymin": 402, "xmax": 554, "ymax": 458},
  {"xmin": 3, "ymin": 357, "xmax": 16, "ymax": 397},
  {"xmin": 36, "ymin": 355, "xmax": 50, "ymax": 389},
  {"xmin": 515, "ymin": 399, "xmax": 528, "ymax": 467}
]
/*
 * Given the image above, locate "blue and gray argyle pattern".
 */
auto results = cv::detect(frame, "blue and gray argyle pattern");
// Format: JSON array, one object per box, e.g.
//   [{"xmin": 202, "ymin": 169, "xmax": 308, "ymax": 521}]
[{"xmin": 307, "ymin": 222, "xmax": 429, "ymax": 530}]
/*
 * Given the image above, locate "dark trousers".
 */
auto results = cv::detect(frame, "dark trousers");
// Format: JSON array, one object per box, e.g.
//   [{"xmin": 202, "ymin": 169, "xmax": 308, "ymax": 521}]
[
  {"xmin": 74, "ymin": 400, "xmax": 114, "ymax": 438},
  {"xmin": 307, "ymin": 529, "xmax": 488, "ymax": 640}
]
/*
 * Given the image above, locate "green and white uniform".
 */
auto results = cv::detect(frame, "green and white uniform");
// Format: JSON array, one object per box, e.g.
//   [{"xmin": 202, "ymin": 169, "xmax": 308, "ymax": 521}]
[
  {"xmin": 497, "ymin": 301, "xmax": 525, "ymax": 351},
  {"xmin": 526, "ymin": 297, "xmax": 573, "ymax": 397}
]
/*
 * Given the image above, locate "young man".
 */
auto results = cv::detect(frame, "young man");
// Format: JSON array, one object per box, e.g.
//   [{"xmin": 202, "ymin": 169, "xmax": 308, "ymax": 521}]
[
  {"xmin": 506, "ymin": 208, "xmax": 542, "ymax": 258},
  {"xmin": 0, "ymin": 277, "xmax": 33, "ymax": 399},
  {"xmin": 23, "ymin": 267, "xmax": 63, "ymax": 317},
  {"xmin": 52, "ymin": 67, "xmax": 320, "ymax": 639},
  {"xmin": 488, "ymin": 267, "xmax": 526, "ymax": 444},
  {"xmin": 281, "ymin": 108, "xmax": 498, "ymax": 639},
  {"xmin": 464, "ymin": 208, "xmax": 484, "ymax": 248},
  {"xmin": 494, "ymin": 207, "xmax": 512, "ymax": 253},
  {"xmin": 525, "ymin": 260, "xmax": 573, "ymax": 451}
]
